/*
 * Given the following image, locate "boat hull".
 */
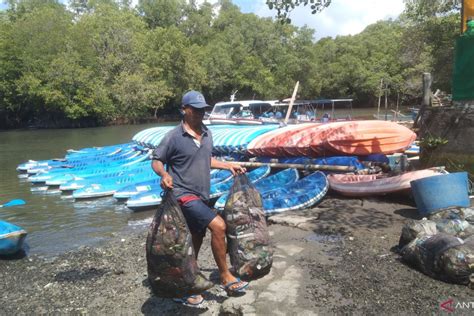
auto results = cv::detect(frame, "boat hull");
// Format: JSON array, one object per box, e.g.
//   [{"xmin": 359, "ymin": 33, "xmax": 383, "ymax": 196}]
[
  {"xmin": 0, "ymin": 221, "xmax": 27, "ymax": 255},
  {"xmin": 327, "ymin": 168, "xmax": 444, "ymax": 197}
]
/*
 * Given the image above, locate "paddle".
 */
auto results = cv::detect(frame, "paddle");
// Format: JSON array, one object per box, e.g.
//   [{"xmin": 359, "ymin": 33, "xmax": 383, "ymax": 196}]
[
  {"xmin": 233, "ymin": 161, "xmax": 356, "ymax": 172},
  {"xmin": 0, "ymin": 199, "xmax": 26, "ymax": 208}
]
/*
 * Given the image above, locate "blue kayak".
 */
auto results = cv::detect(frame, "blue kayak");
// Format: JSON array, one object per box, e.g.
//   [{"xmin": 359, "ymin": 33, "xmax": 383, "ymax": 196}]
[
  {"xmin": 54, "ymin": 161, "xmax": 151, "ymax": 189},
  {"xmin": 114, "ymin": 169, "xmax": 233, "ymax": 200},
  {"xmin": 126, "ymin": 167, "xmax": 269, "ymax": 211},
  {"xmin": 261, "ymin": 171, "xmax": 329, "ymax": 214},
  {"xmin": 72, "ymin": 171, "xmax": 158, "ymax": 199},
  {"xmin": 0, "ymin": 220, "xmax": 27, "ymax": 255},
  {"xmin": 209, "ymin": 165, "xmax": 271, "ymax": 198},
  {"xmin": 214, "ymin": 168, "xmax": 299, "ymax": 210},
  {"xmin": 113, "ymin": 178, "xmax": 162, "ymax": 199}
]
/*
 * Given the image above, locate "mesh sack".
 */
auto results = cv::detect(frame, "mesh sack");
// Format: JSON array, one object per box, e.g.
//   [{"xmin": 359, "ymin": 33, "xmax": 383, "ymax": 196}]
[
  {"xmin": 401, "ymin": 234, "xmax": 464, "ymax": 278},
  {"xmin": 427, "ymin": 207, "xmax": 474, "ymax": 238},
  {"xmin": 146, "ymin": 190, "xmax": 212, "ymax": 297},
  {"xmin": 439, "ymin": 241, "xmax": 474, "ymax": 285},
  {"xmin": 399, "ymin": 220, "xmax": 437, "ymax": 248},
  {"xmin": 224, "ymin": 173, "xmax": 273, "ymax": 280}
]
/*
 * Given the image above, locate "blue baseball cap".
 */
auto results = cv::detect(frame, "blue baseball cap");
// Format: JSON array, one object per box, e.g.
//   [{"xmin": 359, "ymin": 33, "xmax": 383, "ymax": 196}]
[{"xmin": 181, "ymin": 90, "xmax": 209, "ymax": 109}]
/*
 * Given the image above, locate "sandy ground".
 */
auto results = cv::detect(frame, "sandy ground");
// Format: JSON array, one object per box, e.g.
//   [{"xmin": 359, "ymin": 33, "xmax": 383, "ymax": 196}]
[{"xmin": 1, "ymin": 194, "xmax": 473, "ymax": 315}]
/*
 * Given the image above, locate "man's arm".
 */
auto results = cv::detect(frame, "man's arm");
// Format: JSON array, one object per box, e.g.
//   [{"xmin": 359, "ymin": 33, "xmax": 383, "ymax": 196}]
[
  {"xmin": 210, "ymin": 157, "xmax": 246, "ymax": 176},
  {"xmin": 152, "ymin": 159, "xmax": 173, "ymax": 189}
]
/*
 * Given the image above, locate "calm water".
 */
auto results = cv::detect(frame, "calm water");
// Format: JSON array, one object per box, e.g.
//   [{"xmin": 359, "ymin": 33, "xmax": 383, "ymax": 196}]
[{"xmin": 0, "ymin": 123, "xmax": 175, "ymax": 257}]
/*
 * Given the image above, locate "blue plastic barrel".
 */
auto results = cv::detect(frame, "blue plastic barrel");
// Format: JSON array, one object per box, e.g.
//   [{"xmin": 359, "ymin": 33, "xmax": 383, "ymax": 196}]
[{"xmin": 410, "ymin": 172, "xmax": 470, "ymax": 217}]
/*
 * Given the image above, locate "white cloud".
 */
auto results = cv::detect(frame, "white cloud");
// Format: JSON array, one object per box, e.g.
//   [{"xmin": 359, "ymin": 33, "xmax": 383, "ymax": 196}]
[{"xmin": 232, "ymin": 0, "xmax": 405, "ymax": 40}]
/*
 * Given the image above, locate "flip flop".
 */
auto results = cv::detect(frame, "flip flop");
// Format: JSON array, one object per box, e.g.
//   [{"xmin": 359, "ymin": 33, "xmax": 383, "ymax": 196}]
[
  {"xmin": 221, "ymin": 278, "xmax": 249, "ymax": 296},
  {"xmin": 172, "ymin": 295, "xmax": 204, "ymax": 307}
]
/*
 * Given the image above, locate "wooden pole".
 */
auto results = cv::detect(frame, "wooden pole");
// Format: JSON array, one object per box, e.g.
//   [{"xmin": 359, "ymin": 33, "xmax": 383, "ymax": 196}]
[
  {"xmin": 395, "ymin": 91, "xmax": 400, "ymax": 121},
  {"xmin": 377, "ymin": 78, "xmax": 383, "ymax": 119},
  {"xmin": 284, "ymin": 81, "xmax": 299, "ymax": 124},
  {"xmin": 384, "ymin": 84, "xmax": 388, "ymax": 120},
  {"xmin": 422, "ymin": 72, "xmax": 432, "ymax": 108},
  {"xmin": 233, "ymin": 161, "xmax": 356, "ymax": 172}
]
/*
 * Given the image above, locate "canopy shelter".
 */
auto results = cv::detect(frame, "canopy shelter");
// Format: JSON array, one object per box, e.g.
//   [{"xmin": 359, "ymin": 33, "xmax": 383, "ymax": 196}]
[{"xmin": 272, "ymin": 98, "xmax": 353, "ymax": 121}]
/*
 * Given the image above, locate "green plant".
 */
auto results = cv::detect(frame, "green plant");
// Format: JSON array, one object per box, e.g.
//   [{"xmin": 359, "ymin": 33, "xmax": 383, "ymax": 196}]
[{"xmin": 419, "ymin": 135, "xmax": 448, "ymax": 149}]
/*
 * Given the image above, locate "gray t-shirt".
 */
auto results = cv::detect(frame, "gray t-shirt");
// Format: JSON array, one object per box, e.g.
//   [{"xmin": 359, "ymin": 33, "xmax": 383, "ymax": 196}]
[{"xmin": 152, "ymin": 122, "xmax": 213, "ymax": 200}]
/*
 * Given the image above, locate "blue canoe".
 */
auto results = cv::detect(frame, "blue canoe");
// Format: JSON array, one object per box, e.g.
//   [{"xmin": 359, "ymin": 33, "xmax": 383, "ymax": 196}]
[
  {"xmin": 209, "ymin": 165, "xmax": 271, "ymax": 198},
  {"xmin": 113, "ymin": 169, "xmax": 233, "ymax": 200},
  {"xmin": 0, "ymin": 220, "xmax": 27, "ymax": 255},
  {"xmin": 22, "ymin": 145, "xmax": 141, "ymax": 175},
  {"xmin": 28, "ymin": 152, "xmax": 149, "ymax": 183},
  {"xmin": 113, "ymin": 178, "xmax": 162, "ymax": 199},
  {"xmin": 214, "ymin": 168, "xmax": 300, "ymax": 210},
  {"xmin": 126, "ymin": 167, "xmax": 269, "ymax": 211},
  {"xmin": 56, "ymin": 161, "xmax": 151, "ymax": 190},
  {"xmin": 72, "ymin": 170, "xmax": 158, "ymax": 199},
  {"xmin": 261, "ymin": 171, "xmax": 329, "ymax": 214},
  {"xmin": 17, "ymin": 142, "xmax": 134, "ymax": 172}
]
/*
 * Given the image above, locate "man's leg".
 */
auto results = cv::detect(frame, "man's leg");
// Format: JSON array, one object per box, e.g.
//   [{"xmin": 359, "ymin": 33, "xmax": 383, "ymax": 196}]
[
  {"xmin": 192, "ymin": 233, "xmax": 204, "ymax": 259},
  {"xmin": 207, "ymin": 216, "xmax": 248, "ymax": 291}
]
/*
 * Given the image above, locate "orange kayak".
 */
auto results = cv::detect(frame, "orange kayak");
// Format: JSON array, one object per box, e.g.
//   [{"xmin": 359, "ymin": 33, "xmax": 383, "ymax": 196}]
[
  {"xmin": 324, "ymin": 120, "xmax": 416, "ymax": 155},
  {"xmin": 247, "ymin": 124, "xmax": 313, "ymax": 156},
  {"xmin": 280, "ymin": 122, "xmax": 346, "ymax": 157}
]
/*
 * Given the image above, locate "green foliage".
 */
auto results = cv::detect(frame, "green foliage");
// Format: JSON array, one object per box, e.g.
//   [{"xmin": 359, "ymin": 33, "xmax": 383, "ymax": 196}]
[
  {"xmin": 266, "ymin": 0, "xmax": 331, "ymax": 23},
  {"xmin": 420, "ymin": 135, "xmax": 449, "ymax": 149},
  {"xmin": 0, "ymin": 0, "xmax": 462, "ymax": 128}
]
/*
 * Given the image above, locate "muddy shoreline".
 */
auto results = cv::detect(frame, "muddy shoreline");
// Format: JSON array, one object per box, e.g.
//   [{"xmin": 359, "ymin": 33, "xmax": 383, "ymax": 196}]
[{"xmin": 1, "ymin": 195, "xmax": 472, "ymax": 315}]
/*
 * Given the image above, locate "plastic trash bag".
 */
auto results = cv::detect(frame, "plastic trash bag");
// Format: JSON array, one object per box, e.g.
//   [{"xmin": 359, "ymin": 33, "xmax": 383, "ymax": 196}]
[
  {"xmin": 427, "ymin": 207, "xmax": 474, "ymax": 238},
  {"xmin": 435, "ymin": 219, "xmax": 474, "ymax": 238},
  {"xmin": 400, "ymin": 233, "xmax": 474, "ymax": 285},
  {"xmin": 146, "ymin": 190, "xmax": 213, "ymax": 298},
  {"xmin": 399, "ymin": 219, "xmax": 437, "ymax": 248},
  {"xmin": 224, "ymin": 173, "xmax": 273, "ymax": 280},
  {"xmin": 439, "ymin": 241, "xmax": 474, "ymax": 285}
]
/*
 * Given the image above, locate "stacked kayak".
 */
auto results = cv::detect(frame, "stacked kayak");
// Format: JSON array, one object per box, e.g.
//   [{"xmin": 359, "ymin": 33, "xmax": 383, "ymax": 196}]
[
  {"xmin": 211, "ymin": 125, "xmax": 278, "ymax": 154},
  {"xmin": 132, "ymin": 124, "xmax": 279, "ymax": 154},
  {"xmin": 126, "ymin": 166, "xmax": 270, "ymax": 211},
  {"xmin": 113, "ymin": 169, "xmax": 233, "ymax": 200},
  {"xmin": 214, "ymin": 168, "xmax": 300, "ymax": 210},
  {"xmin": 18, "ymin": 143, "xmax": 138, "ymax": 174},
  {"xmin": 0, "ymin": 220, "xmax": 27, "ymax": 255},
  {"xmin": 323, "ymin": 120, "xmax": 417, "ymax": 155},
  {"xmin": 72, "ymin": 169, "xmax": 158, "ymax": 199},
  {"xmin": 261, "ymin": 171, "xmax": 329, "ymax": 213},
  {"xmin": 327, "ymin": 168, "xmax": 444, "ymax": 197},
  {"xmin": 247, "ymin": 121, "xmax": 416, "ymax": 157},
  {"xmin": 27, "ymin": 149, "xmax": 149, "ymax": 183},
  {"xmin": 209, "ymin": 165, "xmax": 270, "ymax": 198}
]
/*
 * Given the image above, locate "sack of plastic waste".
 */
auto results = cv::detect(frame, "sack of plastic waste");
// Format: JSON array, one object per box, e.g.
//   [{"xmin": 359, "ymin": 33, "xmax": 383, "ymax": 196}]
[
  {"xmin": 146, "ymin": 190, "xmax": 213, "ymax": 298},
  {"xmin": 427, "ymin": 207, "xmax": 474, "ymax": 238},
  {"xmin": 400, "ymin": 233, "xmax": 474, "ymax": 285},
  {"xmin": 438, "ymin": 238, "xmax": 474, "ymax": 286},
  {"xmin": 399, "ymin": 219, "xmax": 437, "ymax": 248},
  {"xmin": 429, "ymin": 207, "xmax": 474, "ymax": 223},
  {"xmin": 224, "ymin": 173, "xmax": 273, "ymax": 280}
]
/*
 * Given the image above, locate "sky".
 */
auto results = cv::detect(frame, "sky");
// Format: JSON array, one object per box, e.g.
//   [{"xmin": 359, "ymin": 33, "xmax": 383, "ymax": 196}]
[
  {"xmin": 0, "ymin": 0, "xmax": 406, "ymax": 40},
  {"xmin": 230, "ymin": 0, "xmax": 406, "ymax": 40}
]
